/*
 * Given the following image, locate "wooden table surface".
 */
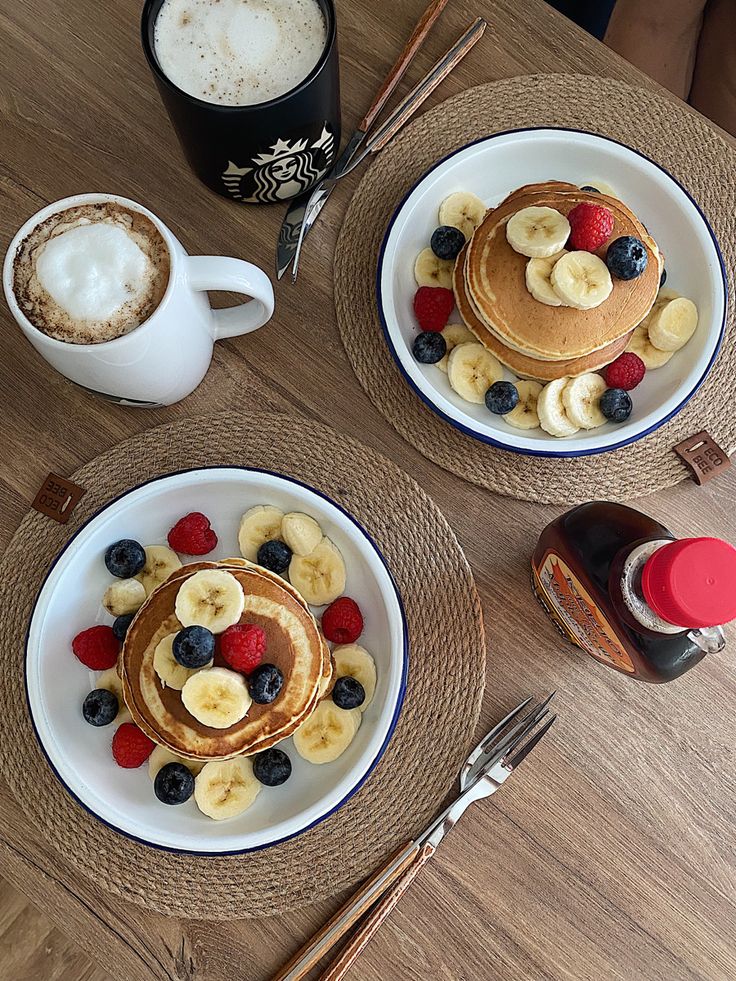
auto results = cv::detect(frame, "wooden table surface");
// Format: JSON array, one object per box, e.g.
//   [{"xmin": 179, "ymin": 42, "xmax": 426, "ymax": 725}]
[{"xmin": 1, "ymin": 0, "xmax": 735, "ymax": 979}]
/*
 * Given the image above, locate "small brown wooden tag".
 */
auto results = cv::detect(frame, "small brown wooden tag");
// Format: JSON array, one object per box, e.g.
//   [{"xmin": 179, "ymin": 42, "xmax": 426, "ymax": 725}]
[
  {"xmin": 673, "ymin": 430, "xmax": 731, "ymax": 485},
  {"xmin": 32, "ymin": 473, "xmax": 86, "ymax": 523}
]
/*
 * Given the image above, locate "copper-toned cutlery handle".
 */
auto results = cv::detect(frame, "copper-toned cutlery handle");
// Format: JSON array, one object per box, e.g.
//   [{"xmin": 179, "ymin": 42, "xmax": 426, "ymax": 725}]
[
  {"xmin": 270, "ymin": 842, "xmax": 419, "ymax": 981},
  {"xmin": 358, "ymin": 0, "xmax": 450, "ymax": 133},
  {"xmin": 365, "ymin": 18, "xmax": 487, "ymax": 158},
  {"xmin": 318, "ymin": 842, "xmax": 437, "ymax": 981}
]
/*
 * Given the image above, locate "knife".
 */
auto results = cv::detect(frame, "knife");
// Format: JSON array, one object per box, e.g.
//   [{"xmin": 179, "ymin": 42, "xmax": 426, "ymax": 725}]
[
  {"xmin": 276, "ymin": 0, "xmax": 450, "ymax": 280},
  {"xmin": 290, "ymin": 17, "xmax": 486, "ymax": 282},
  {"xmin": 270, "ymin": 694, "xmax": 555, "ymax": 981}
]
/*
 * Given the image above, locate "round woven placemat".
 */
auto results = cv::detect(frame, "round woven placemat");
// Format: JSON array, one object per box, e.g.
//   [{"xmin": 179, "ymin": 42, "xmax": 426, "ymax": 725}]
[
  {"xmin": 335, "ymin": 73, "xmax": 736, "ymax": 504},
  {"xmin": 0, "ymin": 411, "xmax": 484, "ymax": 919}
]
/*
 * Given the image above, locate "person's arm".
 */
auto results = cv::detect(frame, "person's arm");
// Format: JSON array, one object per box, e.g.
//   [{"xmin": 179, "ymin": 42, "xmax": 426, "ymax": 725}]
[
  {"xmin": 604, "ymin": 0, "xmax": 706, "ymax": 99},
  {"xmin": 689, "ymin": 0, "xmax": 736, "ymax": 135}
]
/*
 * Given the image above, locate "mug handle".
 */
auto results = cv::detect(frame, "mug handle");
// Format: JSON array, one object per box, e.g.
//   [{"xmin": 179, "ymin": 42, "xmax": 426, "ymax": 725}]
[{"xmin": 186, "ymin": 256, "xmax": 275, "ymax": 340}]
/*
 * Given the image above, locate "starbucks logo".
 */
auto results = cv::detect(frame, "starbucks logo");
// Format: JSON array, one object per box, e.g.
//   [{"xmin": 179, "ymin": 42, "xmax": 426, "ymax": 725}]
[{"xmin": 222, "ymin": 125, "xmax": 335, "ymax": 204}]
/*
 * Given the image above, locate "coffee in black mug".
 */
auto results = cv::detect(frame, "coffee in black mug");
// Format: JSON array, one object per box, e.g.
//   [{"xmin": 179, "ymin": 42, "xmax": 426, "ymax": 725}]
[{"xmin": 141, "ymin": 0, "xmax": 341, "ymax": 204}]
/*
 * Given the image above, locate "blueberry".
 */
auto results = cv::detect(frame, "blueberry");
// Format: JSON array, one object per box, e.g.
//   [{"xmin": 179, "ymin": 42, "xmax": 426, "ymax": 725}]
[
  {"xmin": 248, "ymin": 663, "xmax": 283, "ymax": 704},
  {"xmin": 82, "ymin": 688, "xmax": 118, "ymax": 726},
  {"xmin": 112, "ymin": 614, "xmax": 134, "ymax": 642},
  {"xmin": 606, "ymin": 236, "xmax": 648, "ymax": 280},
  {"xmin": 154, "ymin": 762, "xmax": 195, "ymax": 805},
  {"xmin": 253, "ymin": 748, "xmax": 292, "ymax": 786},
  {"xmin": 412, "ymin": 331, "xmax": 446, "ymax": 364},
  {"xmin": 332, "ymin": 676, "xmax": 366, "ymax": 710},
  {"xmin": 600, "ymin": 388, "xmax": 633, "ymax": 423},
  {"xmin": 430, "ymin": 225, "xmax": 466, "ymax": 261},
  {"xmin": 580, "ymin": 185, "xmax": 600, "ymax": 193},
  {"xmin": 104, "ymin": 539, "xmax": 146, "ymax": 578},
  {"xmin": 660, "ymin": 267, "xmax": 667, "ymax": 288},
  {"xmin": 173, "ymin": 625, "xmax": 215, "ymax": 668},
  {"xmin": 257, "ymin": 539, "xmax": 292, "ymax": 574},
  {"xmin": 484, "ymin": 380, "xmax": 519, "ymax": 415}
]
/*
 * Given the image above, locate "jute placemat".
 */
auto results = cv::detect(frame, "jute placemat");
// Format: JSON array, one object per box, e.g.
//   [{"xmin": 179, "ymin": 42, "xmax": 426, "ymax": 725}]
[
  {"xmin": 0, "ymin": 412, "xmax": 485, "ymax": 919},
  {"xmin": 335, "ymin": 74, "xmax": 736, "ymax": 504}
]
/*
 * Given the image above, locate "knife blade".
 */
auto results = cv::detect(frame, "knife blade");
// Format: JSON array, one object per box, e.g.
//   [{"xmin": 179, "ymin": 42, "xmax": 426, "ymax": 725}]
[{"xmin": 275, "ymin": 130, "xmax": 365, "ymax": 279}]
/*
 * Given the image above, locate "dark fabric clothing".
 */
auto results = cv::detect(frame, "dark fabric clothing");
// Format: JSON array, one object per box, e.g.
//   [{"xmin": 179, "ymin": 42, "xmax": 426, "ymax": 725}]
[{"xmin": 547, "ymin": 0, "xmax": 617, "ymax": 39}]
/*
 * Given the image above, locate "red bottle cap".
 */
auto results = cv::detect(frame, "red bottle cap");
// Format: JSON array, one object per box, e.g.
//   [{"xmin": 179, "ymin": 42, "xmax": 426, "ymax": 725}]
[{"xmin": 641, "ymin": 538, "xmax": 736, "ymax": 628}]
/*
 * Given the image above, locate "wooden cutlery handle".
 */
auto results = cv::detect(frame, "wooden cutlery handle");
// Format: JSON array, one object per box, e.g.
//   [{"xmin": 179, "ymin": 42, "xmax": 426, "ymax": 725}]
[
  {"xmin": 318, "ymin": 841, "xmax": 437, "ymax": 981},
  {"xmin": 270, "ymin": 842, "xmax": 419, "ymax": 981},
  {"xmin": 358, "ymin": 0, "xmax": 450, "ymax": 133},
  {"xmin": 366, "ymin": 18, "xmax": 486, "ymax": 157}
]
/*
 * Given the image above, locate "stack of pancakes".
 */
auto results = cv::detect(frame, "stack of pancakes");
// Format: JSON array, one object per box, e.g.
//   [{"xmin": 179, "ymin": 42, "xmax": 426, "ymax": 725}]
[
  {"xmin": 453, "ymin": 182, "xmax": 663, "ymax": 381},
  {"xmin": 121, "ymin": 559, "xmax": 332, "ymax": 761}
]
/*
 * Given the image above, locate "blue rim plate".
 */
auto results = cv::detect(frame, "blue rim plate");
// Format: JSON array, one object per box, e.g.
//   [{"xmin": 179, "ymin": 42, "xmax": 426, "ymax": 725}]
[
  {"xmin": 377, "ymin": 128, "xmax": 727, "ymax": 458},
  {"xmin": 25, "ymin": 466, "xmax": 408, "ymax": 854}
]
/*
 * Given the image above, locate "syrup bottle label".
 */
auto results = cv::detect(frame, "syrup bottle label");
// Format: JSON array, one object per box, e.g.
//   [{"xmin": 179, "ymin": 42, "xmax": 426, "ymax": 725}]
[{"xmin": 532, "ymin": 551, "xmax": 636, "ymax": 674}]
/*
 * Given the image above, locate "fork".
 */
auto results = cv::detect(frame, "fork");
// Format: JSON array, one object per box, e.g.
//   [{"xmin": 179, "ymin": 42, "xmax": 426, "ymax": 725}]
[{"xmin": 271, "ymin": 694, "xmax": 556, "ymax": 981}]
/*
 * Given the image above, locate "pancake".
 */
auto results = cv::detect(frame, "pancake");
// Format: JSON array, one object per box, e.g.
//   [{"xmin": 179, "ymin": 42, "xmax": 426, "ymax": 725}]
[
  {"xmin": 452, "ymin": 244, "xmax": 632, "ymax": 380},
  {"xmin": 218, "ymin": 558, "xmax": 334, "ymax": 700},
  {"xmin": 465, "ymin": 182, "xmax": 661, "ymax": 360},
  {"xmin": 121, "ymin": 562, "xmax": 325, "ymax": 760}
]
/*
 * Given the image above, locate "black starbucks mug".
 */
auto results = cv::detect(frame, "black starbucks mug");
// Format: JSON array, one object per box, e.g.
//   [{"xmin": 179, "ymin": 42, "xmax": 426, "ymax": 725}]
[{"xmin": 141, "ymin": 0, "xmax": 341, "ymax": 204}]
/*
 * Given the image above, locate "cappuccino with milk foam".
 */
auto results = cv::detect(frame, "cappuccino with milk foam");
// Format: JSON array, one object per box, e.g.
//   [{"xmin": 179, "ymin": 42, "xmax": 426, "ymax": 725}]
[
  {"xmin": 12, "ymin": 203, "xmax": 170, "ymax": 345},
  {"xmin": 153, "ymin": 0, "xmax": 328, "ymax": 107}
]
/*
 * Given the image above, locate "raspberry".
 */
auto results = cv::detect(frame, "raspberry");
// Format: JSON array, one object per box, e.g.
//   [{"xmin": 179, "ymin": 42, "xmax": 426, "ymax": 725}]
[
  {"xmin": 112, "ymin": 723, "xmax": 155, "ymax": 768},
  {"xmin": 220, "ymin": 624, "xmax": 266, "ymax": 674},
  {"xmin": 603, "ymin": 352, "xmax": 646, "ymax": 391},
  {"xmin": 322, "ymin": 597, "xmax": 364, "ymax": 645},
  {"xmin": 567, "ymin": 203, "xmax": 614, "ymax": 252},
  {"xmin": 167, "ymin": 512, "xmax": 218, "ymax": 555},
  {"xmin": 413, "ymin": 286, "xmax": 454, "ymax": 332},
  {"xmin": 72, "ymin": 625, "xmax": 119, "ymax": 670}
]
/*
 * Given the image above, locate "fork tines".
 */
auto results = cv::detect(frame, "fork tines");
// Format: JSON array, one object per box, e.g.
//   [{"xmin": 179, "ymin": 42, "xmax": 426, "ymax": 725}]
[{"xmin": 465, "ymin": 693, "xmax": 556, "ymax": 784}]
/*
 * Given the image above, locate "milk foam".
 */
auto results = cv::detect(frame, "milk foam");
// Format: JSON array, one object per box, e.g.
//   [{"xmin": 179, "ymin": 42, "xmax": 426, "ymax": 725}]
[
  {"xmin": 154, "ymin": 0, "xmax": 327, "ymax": 107},
  {"xmin": 12, "ymin": 203, "xmax": 170, "ymax": 345},
  {"xmin": 36, "ymin": 224, "xmax": 151, "ymax": 323}
]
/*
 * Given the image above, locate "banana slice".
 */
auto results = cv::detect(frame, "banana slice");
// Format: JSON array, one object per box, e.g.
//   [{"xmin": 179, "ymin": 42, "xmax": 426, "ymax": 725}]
[
  {"xmin": 562, "ymin": 373, "xmax": 607, "ymax": 430},
  {"xmin": 447, "ymin": 342, "xmax": 503, "ymax": 404},
  {"xmin": 648, "ymin": 297, "xmax": 698, "ymax": 352},
  {"xmin": 136, "ymin": 545, "xmax": 183, "ymax": 596},
  {"xmin": 96, "ymin": 666, "xmax": 131, "ymax": 724},
  {"xmin": 153, "ymin": 633, "xmax": 212, "ymax": 690},
  {"xmin": 194, "ymin": 757, "xmax": 261, "ymax": 820},
  {"xmin": 281, "ymin": 512, "xmax": 323, "ymax": 556},
  {"xmin": 502, "ymin": 380, "xmax": 543, "ymax": 430},
  {"xmin": 537, "ymin": 378, "xmax": 580, "ymax": 438},
  {"xmin": 437, "ymin": 324, "xmax": 475, "ymax": 373},
  {"xmin": 414, "ymin": 247, "xmax": 454, "ymax": 289},
  {"xmin": 175, "ymin": 569, "xmax": 244, "ymax": 633},
  {"xmin": 506, "ymin": 207, "xmax": 571, "ymax": 258},
  {"xmin": 102, "ymin": 578, "xmax": 146, "ymax": 616},
  {"xmin": 525, "ymin": 250, "xmax": 568, "ymax": 306},
  {"xmin": 332, "ymin": 645, "xmax": 377, "ymax": 712},
  {"xmin": 148, "ymin": 744, "xmax": 204, "ymax": 781},
  {"xmin": 181, "ymin": 666, "xmax": 251, "ymax": 729},
  {"xmin": 626, "ymin": 323, "xmax": 674, "ymax": 369},
  {"xmin": 289, "ymin": 537, "xmax": 346, "ymax": 606},
  {"xmin": 293, "ymin": 700, "xmax": 361, "ymax": 764},
  {"xmin": 581, "ymin": 180, "xmax": 618, "ymax": 198},
  {"xmin": 438, "ymin": 191, "xmax": 486, "ymax": 240},
  {"xmin": 550, "ymin": 251, "xmax": 612, "ymax": 309},
  {"xmin": 238, "ymin": 505, "xmax": 284, "ymax": 562}
]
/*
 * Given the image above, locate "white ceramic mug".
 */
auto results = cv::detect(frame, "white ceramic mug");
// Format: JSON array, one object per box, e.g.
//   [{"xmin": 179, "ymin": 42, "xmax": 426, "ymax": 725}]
[{"xmin": 2, "ymin": 193, "xmax": 275, "ymax": 406}]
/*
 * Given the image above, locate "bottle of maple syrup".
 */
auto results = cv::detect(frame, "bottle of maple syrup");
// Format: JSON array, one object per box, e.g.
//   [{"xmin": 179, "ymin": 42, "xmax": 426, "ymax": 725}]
[{"xmin": 532, "ymin": 501, "xmax": 736, "ymax": 682}]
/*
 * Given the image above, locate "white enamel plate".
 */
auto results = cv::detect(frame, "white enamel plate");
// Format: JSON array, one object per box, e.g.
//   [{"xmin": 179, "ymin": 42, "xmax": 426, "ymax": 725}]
[
  {"xmin": 377, "ymin": 128, "xmax": 727, "ymax": 457},
  {"xmin": 25, "ymin": 468, "xmax": 407, "ymax": 853}
]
